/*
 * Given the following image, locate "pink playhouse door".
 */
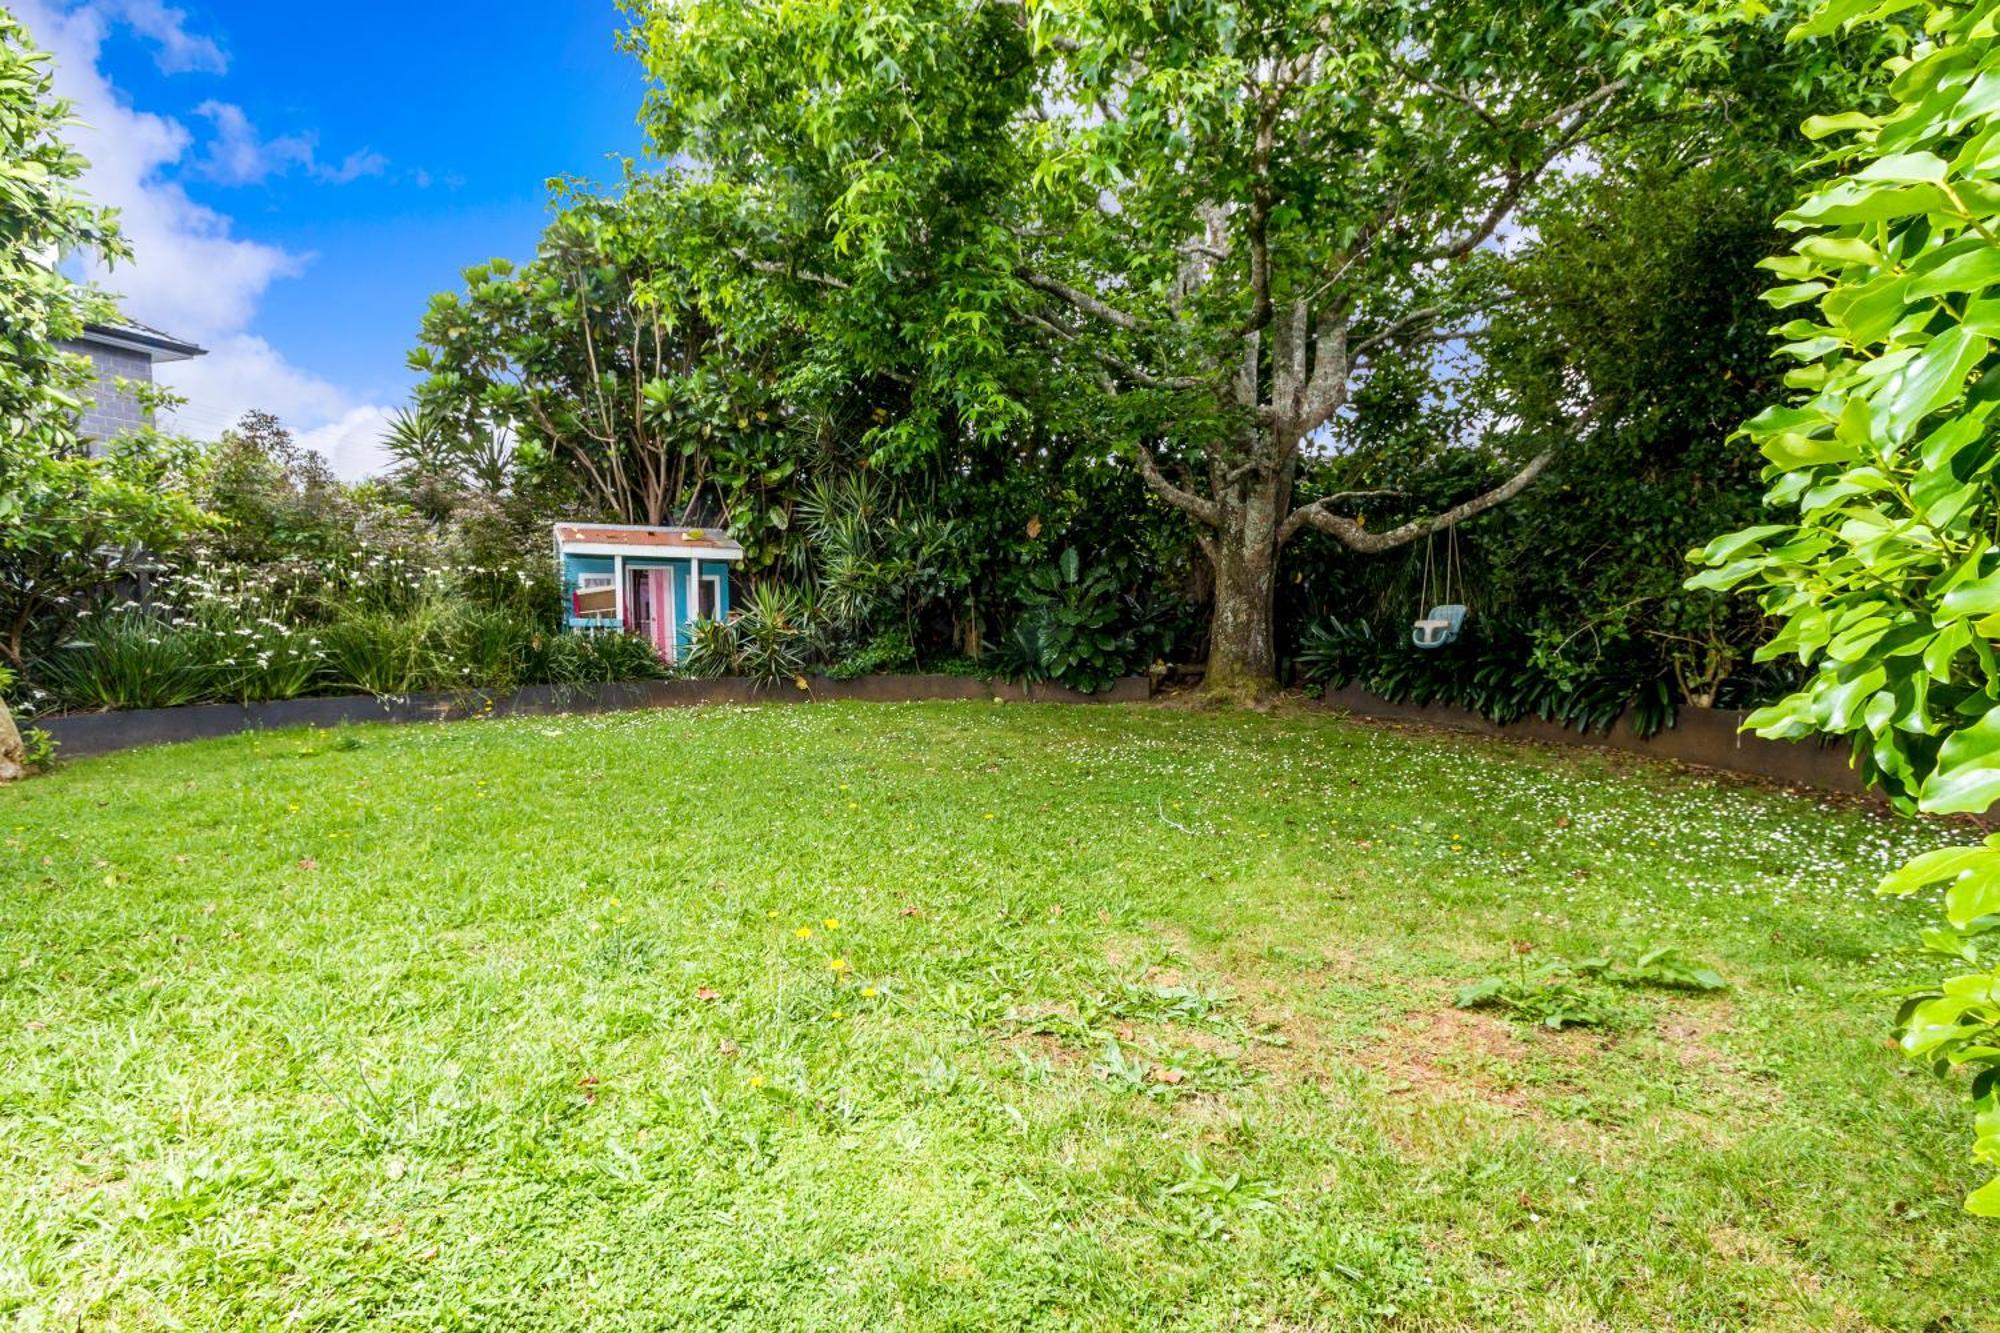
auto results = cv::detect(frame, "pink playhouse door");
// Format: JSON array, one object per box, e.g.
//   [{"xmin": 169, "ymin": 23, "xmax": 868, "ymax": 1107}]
[{"xmin": 625, "ymin": 568, "xmax": 675, "ymax": 662}]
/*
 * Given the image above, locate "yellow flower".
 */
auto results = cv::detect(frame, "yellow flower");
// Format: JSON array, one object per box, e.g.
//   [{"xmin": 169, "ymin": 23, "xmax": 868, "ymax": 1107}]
[
  {"xmin": 830, "ymin": 1010, "xmax": 845, "ymax": 1020},
  {"xmin": 983, "ymin": 812, "xmax": 995, "ymax": 820},
  {"xmin": 861, "ymin": 986, "xmax": 879, "ymax": 999},
  {"xmin": 608, "ymin": 896, "xmax": 621, "ymax": 908},
  {"xmin": 748, "ymin": 1074, "xmax": 766, "ymax": 1088},
  {"xmin": 287, "ymin": 803, "xmax": 301, "ymax": 813},
  {"xmin": 766, "ymin": 910, "xmax": 779, "ymax": 920},
  {"xmin": 828, "ymin": 957, "xmax": 850, "ymax": 973},
  {"xmin": 794, "ymin": 926, "xmax": 813, "ymax": 941},
  {"xmin": 823, "ymin": 918, "xmax": 840, "ymax": 930}
]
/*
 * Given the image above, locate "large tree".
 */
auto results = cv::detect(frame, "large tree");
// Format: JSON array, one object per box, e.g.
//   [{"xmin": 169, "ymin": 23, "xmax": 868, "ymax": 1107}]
[
  {"xmin": 628, "ymin": 0, "xmax": 1753, "ymax": 695},
  {"xmin": 0, "ymin": 14, "xmax": 203, "ymax": 684},
  {"xmin": 411, "ymin": 178, "xmax": 791, "ymax": 530}
]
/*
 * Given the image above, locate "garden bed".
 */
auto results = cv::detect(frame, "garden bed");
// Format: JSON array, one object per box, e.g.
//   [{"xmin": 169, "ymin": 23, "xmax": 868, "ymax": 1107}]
[
  {"xmin": 34, "ymin": 673, "xmax": 1155, "ymax": 759},
  {"xmin": 1323, "ymin": 684, "xmax": 1867, "ymax": 797}
]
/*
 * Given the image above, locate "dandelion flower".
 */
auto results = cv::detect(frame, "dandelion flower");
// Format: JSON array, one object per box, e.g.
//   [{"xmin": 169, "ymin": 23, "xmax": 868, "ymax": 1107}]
[
  {"xmin": 828, "ymin": 957, "xmax": 850, "ymax": 973},
  {"xmin": 830, "ymin": 1010, "xmax": 845, "ymax": 1020},
  {"xmin": 748, "ymin": 1074, "xmax": 766, "ymax": 1088},
  {"xmin": 823, "ymin": 918, "xmax": 840, "ymax": 930},
  {"xmin": 861, "ymin": 987, "xmax": 878, "ymax": 999},
  {"xmin": 794, "ymin": 926, "xmax": 813, "ymax": 941},
  {"xmin": 766, "ymin": 910, "xmax": 779, "ymax": 920}
]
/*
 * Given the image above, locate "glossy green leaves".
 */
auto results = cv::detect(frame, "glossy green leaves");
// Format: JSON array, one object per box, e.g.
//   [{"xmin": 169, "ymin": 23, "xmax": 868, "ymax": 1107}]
[{"xmin": 1693, "ymin": 0, "xmax": 2000, "ymax": 1216}]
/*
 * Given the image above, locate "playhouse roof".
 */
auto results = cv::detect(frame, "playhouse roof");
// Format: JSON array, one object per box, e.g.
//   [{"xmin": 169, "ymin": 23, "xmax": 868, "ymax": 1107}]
[{"xmin": 553, "ymin": 523, "xmax": 744, "ymax": 559}]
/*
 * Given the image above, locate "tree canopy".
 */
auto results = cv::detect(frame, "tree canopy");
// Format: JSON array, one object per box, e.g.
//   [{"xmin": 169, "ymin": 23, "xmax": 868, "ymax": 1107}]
[{"xmin": 624, "ymin": 0, "xmax": 1803, "ymax": 693}]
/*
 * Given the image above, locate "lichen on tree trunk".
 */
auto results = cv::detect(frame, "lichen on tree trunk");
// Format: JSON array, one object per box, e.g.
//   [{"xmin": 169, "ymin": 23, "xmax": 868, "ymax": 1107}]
[{"xmin": 0, "ymin": 697, "xmax": 26, "ymax": 783}]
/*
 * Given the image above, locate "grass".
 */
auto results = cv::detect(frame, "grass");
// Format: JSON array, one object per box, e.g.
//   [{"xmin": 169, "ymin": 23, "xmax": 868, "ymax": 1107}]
[{"xmin": 0, "ymin": 700, "xmax": 1992, "ymax": 1330}]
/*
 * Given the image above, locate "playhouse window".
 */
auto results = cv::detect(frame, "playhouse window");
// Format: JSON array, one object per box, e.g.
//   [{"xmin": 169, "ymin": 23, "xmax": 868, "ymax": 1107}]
[
  {"xmin": 577, "ymin": 573, "xmax": 612, "ymax": 591},
  {"xmin": 698, "ymin": 574, "xmax": 722, "ymax": 620}
]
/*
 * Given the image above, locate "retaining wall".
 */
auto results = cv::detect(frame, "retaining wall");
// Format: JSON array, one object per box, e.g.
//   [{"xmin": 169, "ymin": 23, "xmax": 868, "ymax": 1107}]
[
  {"xmin": 35, "ymin": 674, "xmax": 1156, "ymax": 760},
  {"xmin": 1323, "ymin": 685, "xmax": 1867, "ymax": 796}
]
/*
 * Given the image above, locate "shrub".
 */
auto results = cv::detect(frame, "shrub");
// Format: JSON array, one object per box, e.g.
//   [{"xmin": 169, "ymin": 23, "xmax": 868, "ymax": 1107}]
[
  {"xmin": 999, "ymin": 549, "xmax": 1141, "ymax": 694},
  {"xmin": 38, "ymin": 617, "xmax": 206, "ymax": 712},
  {"xmin": 680, "ymin": 617, "xmax": 741, "ymax": 679},
  {"xmin": 733, "ymin": 584, "xmax": 815, "ymax": 686},
  {"xmin": 526, "ymin": 629, "xmax": 670, "ymax": 688}
]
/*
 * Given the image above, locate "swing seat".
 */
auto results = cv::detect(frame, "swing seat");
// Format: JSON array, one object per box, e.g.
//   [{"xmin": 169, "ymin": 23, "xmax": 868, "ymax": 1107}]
[{"xmin": 1411, "ymin": 604, "xmax": 1466, "ymax": 650}]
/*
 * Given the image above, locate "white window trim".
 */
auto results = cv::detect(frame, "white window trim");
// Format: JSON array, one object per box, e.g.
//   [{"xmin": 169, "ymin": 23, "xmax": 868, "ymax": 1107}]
[{"xmin": 698, "ymin": 573, "xmax": 723, "ymax": 621}]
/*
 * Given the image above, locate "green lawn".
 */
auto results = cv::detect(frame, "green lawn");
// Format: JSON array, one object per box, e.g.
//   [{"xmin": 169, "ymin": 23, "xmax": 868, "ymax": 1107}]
[{"xmin": 1, "ymin": 701, "xmax": 1992, "ymax": 1329}]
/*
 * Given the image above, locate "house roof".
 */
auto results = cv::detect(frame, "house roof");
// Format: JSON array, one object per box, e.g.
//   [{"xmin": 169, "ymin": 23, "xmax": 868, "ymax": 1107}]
[
  {"xmin": 554, "ymin": 523, "xmax": 745, "ymax": 559},
  {"xmin": 77, "ymin": 319, "xmax": 206, "ymax": 363}
]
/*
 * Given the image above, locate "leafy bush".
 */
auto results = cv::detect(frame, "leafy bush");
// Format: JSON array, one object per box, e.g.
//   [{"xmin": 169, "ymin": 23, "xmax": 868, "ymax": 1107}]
[
  {"xmin": 19, "ymin": 725, "xmax": 54, "ymax": 770},
  {"xmin": 527, "ymin": 628, "xmax": 671, "ymax": 689},
  {"xmin": 680, "ymin": 616, "xmax": 741, "ymax": 680},
  {"xmin": 1300, "ymin": 613, "xmax": 1679, "ymax": 736},
  {"xmin": 732, "ymin": 583, "xmax": 816, "ymax": 687},
  {"xmin": 320, "ymin": 607, "xmax": 441, "ymax": 697},
  {"xmin": 39, "ymin": 618, "xmax": 207, "ymax": 712},
  {"xmin": 999, "ymin": 549, "xmax": 1141, "ymax": 694},
  {"xmin": 1686, "ymin": 0, "xmax": 2000, "ymax": 1217},
  {"xmin": 825, "ymin": 628, "xmax": 916, "ymax": 680}
]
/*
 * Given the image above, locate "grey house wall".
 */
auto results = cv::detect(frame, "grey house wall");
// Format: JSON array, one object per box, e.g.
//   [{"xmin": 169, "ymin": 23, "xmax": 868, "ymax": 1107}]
[{"xmin": 60, "ymin": 339, "xmax": 154, "ymax": 443}]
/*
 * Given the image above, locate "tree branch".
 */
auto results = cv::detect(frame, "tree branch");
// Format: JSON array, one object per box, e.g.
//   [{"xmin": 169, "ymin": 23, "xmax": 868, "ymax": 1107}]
[
  {"xmin": 1019, "ymin": 308, "xmax": 1206, "ymax": 391},
  {"xmin": 1349, "ymin": 306, "xmax": 1442, "ymax": 361},
  {"xmin": 1135, "ymin": 443, "xmax": 1221, "ymax": 528},
  {"xmin": 736, "ymin": 251, "xmax": 852, "ymax": 290},
  {"xmin": 1280, "ymin": 451, "xmax": 1553, "ymax": 551},
  {"xmin": 1278, "ymin": 396, "xmax": 1611, "ymax": 550},
  {"xmin": 1017, "ymin": 269, "xmax": 1147, "ymax": 331}
]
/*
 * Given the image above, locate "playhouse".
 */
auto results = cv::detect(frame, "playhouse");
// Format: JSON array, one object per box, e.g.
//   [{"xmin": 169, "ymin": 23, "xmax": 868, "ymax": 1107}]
[{"xmin": 554, "ymin": 523, "xmax": 744, "ymax": 662}]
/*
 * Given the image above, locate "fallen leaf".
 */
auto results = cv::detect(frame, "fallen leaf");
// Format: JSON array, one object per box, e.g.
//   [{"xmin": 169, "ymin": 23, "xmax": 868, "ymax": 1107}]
[
  {"xmin": 696, "ymin": 987, "xmax": 720, "ymax": 1001},
  {"xmin": 1117, "ymin": 1024, "xmax": 1136, "ymax": 1042},
  {"xmin": 1149, "ymin": 1066, "xmax": 1186, "ymax": 1085},
  {"xmin": 718, "ymin": 1039, "xmax": 740, "ymax": 1057},
  {"xmin": 899, "ymin": 905, "xmax": 924, "ymax": 918},
  {"xmin": 297, "ymin": 858, "xmax": 319, "ymax": 871}
]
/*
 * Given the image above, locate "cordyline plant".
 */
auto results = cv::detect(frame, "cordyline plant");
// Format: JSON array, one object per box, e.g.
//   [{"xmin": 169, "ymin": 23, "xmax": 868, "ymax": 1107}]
[
  {"xmin": 626, "ymin": 0, "xmax": 1754, "ymax": 699},
  {"xmin": 1690, "ymin": 0, "xmax": 2000, "ymax": 1215}
]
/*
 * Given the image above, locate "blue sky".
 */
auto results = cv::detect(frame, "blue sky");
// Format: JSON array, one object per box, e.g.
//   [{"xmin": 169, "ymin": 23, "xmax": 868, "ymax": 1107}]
[{"xmin": 19, "ymin": 0, "xmax": 650, "ymax": 474}]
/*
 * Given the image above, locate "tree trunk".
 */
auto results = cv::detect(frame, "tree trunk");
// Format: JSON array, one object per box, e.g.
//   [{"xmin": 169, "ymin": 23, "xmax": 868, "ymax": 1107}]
[
  {"xmin": 1201, "ymin": 469, "xmax": 1285, "ymax": 703},
  {"xmin": 0, "ymin": 697, "xmax": 26, "ymax": 783}
]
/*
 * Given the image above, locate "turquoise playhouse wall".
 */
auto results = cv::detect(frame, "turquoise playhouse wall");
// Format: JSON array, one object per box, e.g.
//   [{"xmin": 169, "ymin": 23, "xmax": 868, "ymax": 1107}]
[
  {"xmin": 559, "ymin": 552, "xmax": 732, "ymax": 645},
  {"xmin": 561, "ymin": 553, "xmax": 618, "ymax": 630}
]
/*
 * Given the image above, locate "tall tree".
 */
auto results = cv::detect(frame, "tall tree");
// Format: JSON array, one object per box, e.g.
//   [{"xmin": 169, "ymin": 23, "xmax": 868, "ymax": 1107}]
[
  {"xmin": 628, "ymin": 0, "xmax": 1749, "ymax": 696},
  {"xmin": 0, "ymin": 14, "xmax": 203, "ymax": 683},
  {"xmin": 411, "ymin": 178, "xmax": 788, "ymax": 529}
]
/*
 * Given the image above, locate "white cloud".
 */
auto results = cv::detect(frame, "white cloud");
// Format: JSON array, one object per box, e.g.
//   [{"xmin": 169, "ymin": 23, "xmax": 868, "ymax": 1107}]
[
  {"xmin": 317, "ymin": 147, "xmax": 388, "ymax": 185},
  {"xmin": 99, "ymin": 0, "xmax": 224, "ymax": 74},
  {"xmin": 15, "ymin": 0, "xmax": 397, "ymax": 480},
  {"xmin": 193, "ymin": 100, "xmax": 388, "ymax": 187},
  {"xmin": 296, "ymin": 406, "xmax": 397, "ymax": 481},
  {"xmin": 192, "ymin": 99, "xmax": 314, "ymax": 184}
]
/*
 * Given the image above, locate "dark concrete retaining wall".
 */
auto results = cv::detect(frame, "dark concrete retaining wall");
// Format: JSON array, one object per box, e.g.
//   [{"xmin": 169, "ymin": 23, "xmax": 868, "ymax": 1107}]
[
  {"xmin": 1324, "ymin": 685, "xmax": 1867, "ymax": 796},
  {"xmin": 36, "ymin": 674, "xmax": 1155, "ymax": 760}
]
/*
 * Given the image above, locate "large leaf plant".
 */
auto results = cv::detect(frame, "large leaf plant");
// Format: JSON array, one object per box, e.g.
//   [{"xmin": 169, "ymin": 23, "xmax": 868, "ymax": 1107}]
[{"xmin": 1691, "ymin": 0, "xmax": 2000, "ymax": 1215}]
